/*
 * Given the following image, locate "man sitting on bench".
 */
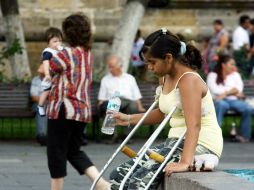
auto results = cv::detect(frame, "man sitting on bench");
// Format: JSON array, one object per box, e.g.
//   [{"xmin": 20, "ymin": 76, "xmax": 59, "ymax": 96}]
[{"xmin": 98, "ymin": 55, "xmax": 145, "ymax": 143}]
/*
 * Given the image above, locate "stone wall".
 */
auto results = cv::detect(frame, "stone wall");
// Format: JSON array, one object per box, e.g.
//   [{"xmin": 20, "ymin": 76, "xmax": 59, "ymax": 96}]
[
  {"xmin": 0, "ymin": 0, "xmax": 127, "ymax": 41},
  {"xmin": 1, "ymin": 0, "xmax": 254, "ymax": 40},
  {"xmin": 0, "ymin": 0, "xmax": 254, "ymax": 80}
]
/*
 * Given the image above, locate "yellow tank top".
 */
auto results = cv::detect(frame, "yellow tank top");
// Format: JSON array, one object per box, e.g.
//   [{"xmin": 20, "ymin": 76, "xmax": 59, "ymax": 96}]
[{"xmin": 159, "ymin": 72, "xmax": 223, "ymax": 157}]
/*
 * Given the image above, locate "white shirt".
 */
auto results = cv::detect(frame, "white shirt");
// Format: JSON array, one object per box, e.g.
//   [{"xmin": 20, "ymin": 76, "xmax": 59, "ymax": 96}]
[
  {"xmin": 98, "ymin": 73, "xmax": 142, "ymax": 101},
  {"xmin": 232, "ymin": 26, "xmax": 250, "ymax": 50},
  {"xmin": 207, "ymin": 72, "xmax": 243, "ymax": 100}
]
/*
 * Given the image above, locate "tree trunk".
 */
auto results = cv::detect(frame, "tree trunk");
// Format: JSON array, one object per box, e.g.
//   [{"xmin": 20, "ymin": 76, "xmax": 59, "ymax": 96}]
[
  {"xmin": 0, "ymin": 0, "xmax": 31, "ymax": 80},
  {"xmin": 110, "ymin": 0, "xmax": 148, "ymax": 72}
]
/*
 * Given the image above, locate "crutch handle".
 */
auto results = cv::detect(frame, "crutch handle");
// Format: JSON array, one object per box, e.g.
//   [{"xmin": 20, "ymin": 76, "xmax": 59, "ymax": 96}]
[
  {"xmin": 121, "ymin": 146, "xmax": 137, "ymax": 158},
  {"xmin": 147, "ymin": 149, "xmax": 165, "ymax": 163},
  {"xmin": 122, "ymin": 146, "xmax": 165, "ymax": 163}
]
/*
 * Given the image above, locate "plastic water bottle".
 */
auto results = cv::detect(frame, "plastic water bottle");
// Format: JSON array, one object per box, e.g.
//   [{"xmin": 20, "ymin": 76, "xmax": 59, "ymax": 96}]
[{"xmin": 101, "ymin": 91, "xmax": 121, "ymax": 135}]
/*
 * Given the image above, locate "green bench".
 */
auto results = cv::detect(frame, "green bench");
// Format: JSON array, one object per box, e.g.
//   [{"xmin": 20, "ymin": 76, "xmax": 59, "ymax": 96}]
[{"xmin": 0, "ymin": 84, "xmax": 35, "ymax": 138}]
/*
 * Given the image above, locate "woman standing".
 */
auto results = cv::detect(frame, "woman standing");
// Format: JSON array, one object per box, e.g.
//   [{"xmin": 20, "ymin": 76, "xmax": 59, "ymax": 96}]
[
  {"xmin": 46, "ymin": 13, "xmax": 110, "ymax": 190},
  {"xmin": 207, "ymin": 19, "xmax": 229, "ymax": 71}
]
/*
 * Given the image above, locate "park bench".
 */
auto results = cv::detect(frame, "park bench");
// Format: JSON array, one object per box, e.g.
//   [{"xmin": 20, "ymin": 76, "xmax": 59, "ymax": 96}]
[
  {"xmin": 90, "ymin": 81, "xmax": 158, "ymax": 141},
  {"xmin": 0, "ymin": 83, "xmax": 34, "ymax": 138},
  {"xmin": 1, "ymin": 79, "xmax": 252, "ymax": 139},
  {"xmin": 0, "ymin": 81, "xmax": 158, "ymax": 140}
]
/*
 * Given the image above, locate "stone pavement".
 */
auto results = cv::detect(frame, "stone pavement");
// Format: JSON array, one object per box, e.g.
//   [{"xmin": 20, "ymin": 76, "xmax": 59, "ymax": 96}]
[{"xmin": 0, "ymin": 139, "xmax": 253, "ymax": 190}]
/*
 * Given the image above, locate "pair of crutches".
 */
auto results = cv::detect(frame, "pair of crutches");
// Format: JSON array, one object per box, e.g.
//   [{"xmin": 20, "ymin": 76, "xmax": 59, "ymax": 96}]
[{"xmin": 90, "ymin": 101, "xmax": 186, "ymax": 190}]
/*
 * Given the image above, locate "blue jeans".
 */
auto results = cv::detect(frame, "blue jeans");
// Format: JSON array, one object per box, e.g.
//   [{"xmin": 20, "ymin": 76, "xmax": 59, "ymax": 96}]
[
  {"xmin": 214, "ymin": 99, "xmax": 252, "ymax": 140},
  {"xmin": 32, "ymin": 104, "xmax": 47, "ymax": 136},
  {"xmin": 35, "ymin": 112, "xmax": 47, "ymax": 136}
]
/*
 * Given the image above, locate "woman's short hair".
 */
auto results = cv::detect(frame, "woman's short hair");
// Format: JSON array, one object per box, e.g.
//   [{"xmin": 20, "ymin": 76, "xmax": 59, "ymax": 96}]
[{"xmin": 62, "ymin": 13, "xmax": 92, "ymax": 49}]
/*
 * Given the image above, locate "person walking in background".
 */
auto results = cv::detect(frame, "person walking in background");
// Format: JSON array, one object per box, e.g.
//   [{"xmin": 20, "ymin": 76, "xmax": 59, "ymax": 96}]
[
  {"xmin": 30, "ymin": 64, "xmax": 47, "ymax": 146},
  {"xmin": 37, "ymin": 27, "xmax": 63, "ymax": 116},
  {"xmin": 98, "ymin": 55, "xmax": 146, "ymax": 143},
  {"xmin": 206, "ymin": 19, "xmax": 229, "ymax": 72},
  {"xmin": 130, "ymin": 29, "xmax": 147, "ymax": 81},
  {"xmin": 46, "ymin": 13, "xmax": 110, "ymax": 190},
  {"xmin": 207, "ymin": 54, "xmax": 252, "ymax": 143},
  {"xmin": 109, "ymin": 29, "xmax": 223, "ymax": 189},
  {"xmin": 232, "ymin": 15, "xmax": 251, "ymax": 78},
  {"xmin": 201, "ymin": 37, "xmax": 210, "ymax": 75}
]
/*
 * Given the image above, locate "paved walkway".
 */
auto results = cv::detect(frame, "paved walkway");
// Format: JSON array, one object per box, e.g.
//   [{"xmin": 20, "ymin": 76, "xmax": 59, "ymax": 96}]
[{"xmin": 0, "ymin": 139, "xmax": 253, "ymax": 190}]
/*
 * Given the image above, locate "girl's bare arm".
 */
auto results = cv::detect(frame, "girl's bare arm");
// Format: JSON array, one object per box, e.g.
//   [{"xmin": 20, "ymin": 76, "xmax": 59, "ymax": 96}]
[{"xmin": 114, "ymin": 108, "xmax": 165, "ymax": 127}]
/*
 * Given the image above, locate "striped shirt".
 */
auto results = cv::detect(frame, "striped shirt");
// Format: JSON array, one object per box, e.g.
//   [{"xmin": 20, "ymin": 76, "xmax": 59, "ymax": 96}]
[{"xmin": 46, "ymin": 46, "xmax": 93, "ymax": 123}]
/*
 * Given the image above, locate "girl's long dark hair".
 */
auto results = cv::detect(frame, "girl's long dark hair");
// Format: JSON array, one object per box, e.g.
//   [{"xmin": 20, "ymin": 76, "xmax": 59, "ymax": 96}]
[
  {"xmin": 139, "ymin": 29, "xmax": 203, "ymax": 70},
  {"xmin": 214, "ymin": 54, "xmax": 232, "ymax": 84}
]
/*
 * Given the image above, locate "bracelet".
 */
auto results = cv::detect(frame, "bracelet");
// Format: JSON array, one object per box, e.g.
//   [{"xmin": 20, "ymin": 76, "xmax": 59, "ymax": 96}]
[{"xmin": 127, "ymin": 114, "xmax": 131, "ymax": 128}]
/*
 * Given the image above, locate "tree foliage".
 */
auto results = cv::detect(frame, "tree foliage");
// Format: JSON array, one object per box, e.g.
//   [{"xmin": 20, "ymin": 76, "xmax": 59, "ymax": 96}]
[{"xmin": 0, "ymin": 38, "xmax": 23, "ymax": 65}]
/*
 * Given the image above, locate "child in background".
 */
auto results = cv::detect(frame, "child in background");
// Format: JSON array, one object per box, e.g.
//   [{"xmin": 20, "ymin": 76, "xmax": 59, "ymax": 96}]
[{"xmin": 37, "ymin": 27, "xmax": 63, "ymax": 116}]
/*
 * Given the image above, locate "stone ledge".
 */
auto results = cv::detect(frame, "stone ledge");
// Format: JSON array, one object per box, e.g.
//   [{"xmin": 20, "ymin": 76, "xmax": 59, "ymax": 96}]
[{"xmin": 164, "ymin": 171, "xmax": 254, "ymax": 190}]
